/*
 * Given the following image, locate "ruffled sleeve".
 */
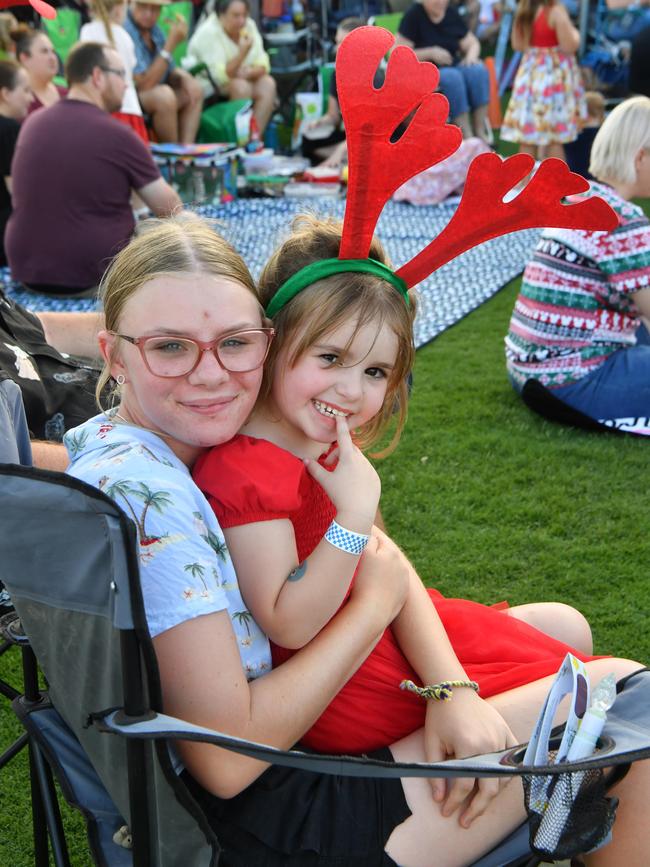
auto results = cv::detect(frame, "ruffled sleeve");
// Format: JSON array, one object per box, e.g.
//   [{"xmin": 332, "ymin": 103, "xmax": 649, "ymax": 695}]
[{"xmin": 193, "ymin": 435, "xmax": 307, "ymax": 528}]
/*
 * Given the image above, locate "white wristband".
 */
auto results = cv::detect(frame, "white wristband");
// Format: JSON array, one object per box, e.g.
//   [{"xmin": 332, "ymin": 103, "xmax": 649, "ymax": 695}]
[
  {"xmin": 159, "ymin": 49, "xmax": 172, "ymax": 64},
  {"xmin": 324, "ymin": 520, "xmax": 369, "ymax": 555}
]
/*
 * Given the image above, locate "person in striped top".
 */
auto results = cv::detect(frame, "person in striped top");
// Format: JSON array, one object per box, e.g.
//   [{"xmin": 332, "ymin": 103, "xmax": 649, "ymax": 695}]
[{"xmin": 505, "ymin": 96, "xmax": 650, "ymax": 434}]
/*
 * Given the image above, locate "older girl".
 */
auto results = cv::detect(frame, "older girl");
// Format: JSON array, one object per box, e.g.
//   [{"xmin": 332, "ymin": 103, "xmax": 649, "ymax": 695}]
[{"xmin": 66, "ymin": 214, "xmax": 650, "ymax": 867}]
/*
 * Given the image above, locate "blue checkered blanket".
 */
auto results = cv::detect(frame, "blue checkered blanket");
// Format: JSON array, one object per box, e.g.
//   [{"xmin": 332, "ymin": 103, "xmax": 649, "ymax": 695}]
[{"xmin": 3, "ymin": 197, "xmax": 539, "ymax": 349}]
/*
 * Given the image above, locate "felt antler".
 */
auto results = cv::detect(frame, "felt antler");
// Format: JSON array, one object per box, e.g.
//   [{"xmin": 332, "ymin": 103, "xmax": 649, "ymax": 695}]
[
  {"xmin": 337, "ymin": 26, "xmax": 462, "ymax": 260},
  {"xmin": 396, "ymin": 153, "xmax": 619, "ymax": 288},
  {"xmin": 0, "ymin": 0, "xmax": 56, "ymax": 19}
]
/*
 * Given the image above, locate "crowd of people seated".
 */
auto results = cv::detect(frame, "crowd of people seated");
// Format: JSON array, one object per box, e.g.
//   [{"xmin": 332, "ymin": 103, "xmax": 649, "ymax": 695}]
[{"xmin": 0, "ymin": 0, "xmax": 647, "ymax": 350}]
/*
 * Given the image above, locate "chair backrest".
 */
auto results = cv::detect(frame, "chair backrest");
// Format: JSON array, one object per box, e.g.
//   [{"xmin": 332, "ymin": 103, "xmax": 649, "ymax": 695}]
[
  {"xmin": 42, "ymin": 7, "xmax": 81, "ymax": 64},
  {"xmin": 0, "ymin": 465, "xmax": 218, "ymax": 867},
  {"xmin": 368, "ymin": 12, "xmax": 403, "ymax": 34},
  {"xmin": 157, "ymin": 0, "xmax": 193, "ymax": 66}
]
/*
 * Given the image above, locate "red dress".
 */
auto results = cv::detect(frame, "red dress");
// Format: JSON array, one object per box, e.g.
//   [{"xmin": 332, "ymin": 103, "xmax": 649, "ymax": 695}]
[{"xmin": 194, "ymin": 435, "xmax": 597, "ymax": 755}]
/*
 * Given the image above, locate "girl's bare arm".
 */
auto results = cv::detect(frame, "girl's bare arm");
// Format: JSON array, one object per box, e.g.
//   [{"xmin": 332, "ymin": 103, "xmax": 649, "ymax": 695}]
[{"xmin": 153, "ymin": 533, "xmax": 409, "ymax": 798}]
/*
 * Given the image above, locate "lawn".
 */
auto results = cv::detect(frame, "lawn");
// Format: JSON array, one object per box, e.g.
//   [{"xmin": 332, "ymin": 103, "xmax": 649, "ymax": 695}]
[{"xmin": 1, "ymin": 255, "xmax": 649, "ymax": 861}]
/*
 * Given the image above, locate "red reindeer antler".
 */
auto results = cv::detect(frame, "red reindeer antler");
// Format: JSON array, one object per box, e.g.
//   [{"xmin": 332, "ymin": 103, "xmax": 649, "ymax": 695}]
[
  {"xmin": 396, "ymin": 153, "xmax": 618, "ymax": 287},
  {"xmin": 337, "ymin": 26, "xmax": 462, "ymax": 260},
  {"xmin": 0, "ymin": 0, "xmax": 56, "ymax": 18}
]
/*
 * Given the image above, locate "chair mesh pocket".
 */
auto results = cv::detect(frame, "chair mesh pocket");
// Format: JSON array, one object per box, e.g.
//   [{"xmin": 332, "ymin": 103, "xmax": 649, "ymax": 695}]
[{"xmin": 523, "ymin": 767, "xmax": 618, "ymax": 860}]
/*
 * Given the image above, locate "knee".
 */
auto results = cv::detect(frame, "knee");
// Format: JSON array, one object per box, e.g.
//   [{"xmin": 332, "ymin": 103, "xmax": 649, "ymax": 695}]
[
  {"xmin": 228, "ymin": 79, "xmax": 252, "ymax": 100},
  {"xmin": 259, "ymin": 74, "xmax": 277, "ymax": 100},
  {"xmin": 150, "ymin": 84, "xmax": 178, "ymax": 112},
  {"xmin": 550, "ymin": 603, "xmax": 593, "ymax": 655},
  {"xmin": 188, "ymin": 76, "xmax": 204, "ymax": 105},
  {"xmin": 509, "ymin": 601, "xmax": 594, "ymax": 655}
]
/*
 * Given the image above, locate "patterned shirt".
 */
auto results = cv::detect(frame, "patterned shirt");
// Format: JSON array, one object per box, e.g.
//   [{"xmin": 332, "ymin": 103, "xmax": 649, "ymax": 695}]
[
  {"xmin": 64, "ymin": 414, "xmax": 271, "ymax": 680},
  {"xmin": 505, "ymin": 183, "xmax": 650, "ymax": 388},
  {"xmin": 124, "ymin": 10, "xmax": 174, "ymax": 83}
]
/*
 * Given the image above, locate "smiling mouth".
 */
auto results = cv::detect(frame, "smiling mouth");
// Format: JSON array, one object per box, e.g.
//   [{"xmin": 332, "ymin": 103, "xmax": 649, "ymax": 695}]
[
  {"xmin": 312, "ymin": 400, "xmax": 350, "ymax": 419},
  {"xmin": 183, "ymin": 396, "xmax": 236, "ymax": 412}
]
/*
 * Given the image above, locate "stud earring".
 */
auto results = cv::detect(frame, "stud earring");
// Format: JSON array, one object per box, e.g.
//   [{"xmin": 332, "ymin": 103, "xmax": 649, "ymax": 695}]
[{"xmin": 115, "ymin": 374, "xmax": 126, "ymax": 386}]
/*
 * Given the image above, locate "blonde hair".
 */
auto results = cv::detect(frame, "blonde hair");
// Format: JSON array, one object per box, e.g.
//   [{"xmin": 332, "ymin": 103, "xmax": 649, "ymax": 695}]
[
  {"xmin": 96, "ymin": 212, "xmax": 259, "ymax": 407},
  {"xmin": 87, "ymin": 0, "xmax": 124, "ymax": 47},
  {"xmin": 589, "ymin": 95, "xmax": 650, "ymax": 185},
  {"xmin": 585, "ymin": 90, "xmax": 605, "ymax": 123},
  {"xmin": 258, "ymin": 215, "xmax": 416, "ymax": 457},
  {"xmin": 0, "ymin": 13, "xmax": 18, "ymax": 56}
]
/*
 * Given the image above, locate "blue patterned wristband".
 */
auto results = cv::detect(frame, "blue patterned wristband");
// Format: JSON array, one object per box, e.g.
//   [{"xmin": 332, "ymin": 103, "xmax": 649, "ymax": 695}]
[{"xmin": 324, "ymin": 520, "xmax": 369, "ymax": 556}]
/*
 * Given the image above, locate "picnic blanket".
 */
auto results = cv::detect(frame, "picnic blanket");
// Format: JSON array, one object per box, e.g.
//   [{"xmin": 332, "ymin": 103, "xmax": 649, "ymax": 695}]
[{"xmin": 2, "ymin": 198, "xmax": 540, "ymax": 350}]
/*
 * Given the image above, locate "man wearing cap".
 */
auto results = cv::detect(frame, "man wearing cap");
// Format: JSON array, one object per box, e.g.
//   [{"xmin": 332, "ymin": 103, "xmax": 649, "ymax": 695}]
[
  {"xmin": 125, "ymin": 0, "xmax": 203, "ymax": 143},
  {"xmin": 6, "ymin": 42, "xmax": 181, "ymax": 296}
]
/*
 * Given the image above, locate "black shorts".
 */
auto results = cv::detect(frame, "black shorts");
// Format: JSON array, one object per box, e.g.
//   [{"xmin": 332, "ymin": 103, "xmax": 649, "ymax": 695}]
[{"xmin": 181, "ymin": 746, "xmax": 411, "ymax": 866}]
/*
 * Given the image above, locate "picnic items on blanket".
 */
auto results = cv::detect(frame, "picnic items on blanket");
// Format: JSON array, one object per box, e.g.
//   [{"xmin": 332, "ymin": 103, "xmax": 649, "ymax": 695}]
[
  {"xmin": 393, "ymin": 137, "xmax": 491, "ymax": 206},
  {"xmin": 149, "ymin": 142, "xmax": 239, "ymax": 205},
  {"xmin": 522, "ymin": 653, "xmax": 618, "ymax": 859}
]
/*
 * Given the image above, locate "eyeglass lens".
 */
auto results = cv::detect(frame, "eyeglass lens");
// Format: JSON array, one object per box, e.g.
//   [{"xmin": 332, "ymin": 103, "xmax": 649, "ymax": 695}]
[{"xmin": 142, "ymin": 331, "xmax": 269, "ymax": 376}]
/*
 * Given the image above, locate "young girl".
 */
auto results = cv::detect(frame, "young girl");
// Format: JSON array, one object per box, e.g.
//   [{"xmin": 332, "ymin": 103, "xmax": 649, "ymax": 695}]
[
  {"xmin": 0, "ymin": 58, "xmax": 31, "ymax": 265},
  {"xmin": 80, "ymin": 0, "xmax": 148, "ymax": 143},
  {"xmin": 500, "ymin": 0, "xmax": 586, "ymax": 160},
  {"xmin": 193, "ymin": 214, "xmax": 598, "ymax": 760}
]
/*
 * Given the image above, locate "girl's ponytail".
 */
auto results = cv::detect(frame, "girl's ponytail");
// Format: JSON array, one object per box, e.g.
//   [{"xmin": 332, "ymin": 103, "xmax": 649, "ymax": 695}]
[{"xmin": 89, "ymin": 0, "xmax": 115, "ymax": 47}]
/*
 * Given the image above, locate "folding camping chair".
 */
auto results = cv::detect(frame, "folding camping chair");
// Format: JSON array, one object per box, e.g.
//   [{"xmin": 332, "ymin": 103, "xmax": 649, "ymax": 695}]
[{"xmin": 1, "ymin": 463, "xmax": 649, "ymax": 867}]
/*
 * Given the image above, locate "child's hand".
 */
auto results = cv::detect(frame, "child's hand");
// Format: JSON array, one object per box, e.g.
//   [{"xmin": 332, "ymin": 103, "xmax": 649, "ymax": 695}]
[
  {"xmin": 423, "ymin": 691, "xmax": 517, "ymax": 827},
  {"xmin": 305, "ymin": 415, "xmax": 381, "ymax": 533},
  {"xmin": 350, "ymin": 533, "xmax": 409, "ymax": 623}
]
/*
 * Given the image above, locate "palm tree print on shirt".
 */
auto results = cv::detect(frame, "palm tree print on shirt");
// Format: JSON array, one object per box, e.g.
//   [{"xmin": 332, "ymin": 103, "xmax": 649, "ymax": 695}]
[
  {"xmin": 233, "ymin": 610, "xmax": 253, "ymax": 636},
  {"xmin": 183, "ymin": 562, "xmax": 212, "ymax": 598},
  {"xmin": 100, "ymin": 479, "xmax": 173, "ymax": 546}
]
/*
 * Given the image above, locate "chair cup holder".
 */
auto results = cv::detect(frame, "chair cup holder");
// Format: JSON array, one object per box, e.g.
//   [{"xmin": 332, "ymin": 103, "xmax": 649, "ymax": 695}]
[{"xmin": 503, "ymin": 736, "xmax": 619, "ymax": 860}]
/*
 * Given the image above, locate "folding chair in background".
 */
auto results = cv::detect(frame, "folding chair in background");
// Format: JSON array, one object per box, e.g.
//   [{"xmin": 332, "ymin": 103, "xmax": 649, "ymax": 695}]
[{"xmin": 2, "ymin": 463, "xmax": 650, "ymax": 867}]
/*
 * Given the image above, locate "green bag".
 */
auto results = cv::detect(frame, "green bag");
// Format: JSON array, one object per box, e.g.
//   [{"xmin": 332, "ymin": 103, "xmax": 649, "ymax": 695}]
[{"xmin": 197, "ymin": 99, "xmax": 251, "ymax": 145}]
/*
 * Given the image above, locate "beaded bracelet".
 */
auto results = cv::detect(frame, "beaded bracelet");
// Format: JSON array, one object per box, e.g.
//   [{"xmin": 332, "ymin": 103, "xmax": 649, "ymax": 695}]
[
  {"xmin": 324, "ymin": 520, "xmax": 369, "ymax": 555},
  {"xmin": 399, "ymin": 679, "xmax": 479, "ymax": 702}
]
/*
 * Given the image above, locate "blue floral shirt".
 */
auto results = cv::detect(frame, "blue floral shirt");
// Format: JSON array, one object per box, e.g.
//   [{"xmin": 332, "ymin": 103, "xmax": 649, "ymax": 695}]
[
  {"xmin": 124, "ymin": 10, "xmax": 174, "ymax": 83},
  {"xmin": 64, "ymin": 413, "xmax": 271, "ymax": 680}
]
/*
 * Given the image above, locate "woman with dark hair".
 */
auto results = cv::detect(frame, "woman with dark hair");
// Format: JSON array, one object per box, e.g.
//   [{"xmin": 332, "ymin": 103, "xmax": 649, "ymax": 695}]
[
  {"xmin": 0, "ymin": 58, "xmax": 31, "ymax": 264},
  {"xmin": 12, "ymin": 26, "xmax": 66, "ymax": 113},
  {"xmin": 187, "ymin": 0, "xmax": 276, "ymax": 135}
]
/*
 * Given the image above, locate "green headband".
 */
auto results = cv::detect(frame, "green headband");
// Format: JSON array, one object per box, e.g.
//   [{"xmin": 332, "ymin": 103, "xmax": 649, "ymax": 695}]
[{"xmin": 264, "ymin": 258, "xmax": 410, "ymax": 318}]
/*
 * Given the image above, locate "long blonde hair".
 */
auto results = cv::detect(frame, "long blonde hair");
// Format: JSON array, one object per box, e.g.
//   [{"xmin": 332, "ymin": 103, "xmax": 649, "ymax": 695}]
[
  {"xmin": 258, "ymin": 214, "xmax": 416, "ymax": 457},
  {"xmin": 96, "ymin": 212, "xmax": 259, "ymax": 407},
  {"xmin": 87, "ymin": 0, "xmax": 124, "ymax": 46}
]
